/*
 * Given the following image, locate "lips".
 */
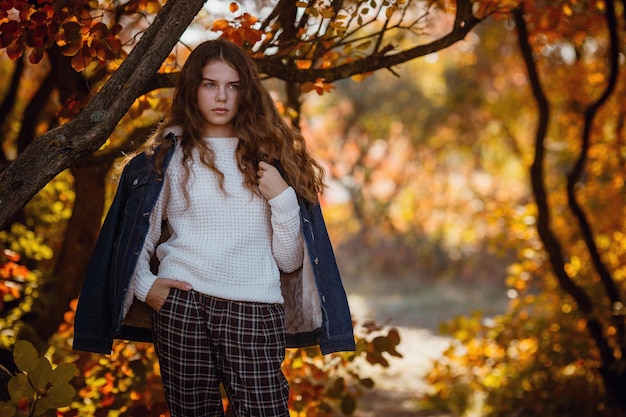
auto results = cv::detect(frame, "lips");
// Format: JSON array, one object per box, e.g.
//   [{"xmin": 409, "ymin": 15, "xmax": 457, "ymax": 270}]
[{"xmin": 213, "ymin": 108, "xmax": 228, "ymax": 113}]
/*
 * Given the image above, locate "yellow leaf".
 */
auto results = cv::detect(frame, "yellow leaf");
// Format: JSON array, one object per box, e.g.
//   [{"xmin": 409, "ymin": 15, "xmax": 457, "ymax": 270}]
[
  {"xmin": 350, "ymin": 72, "xmax": 372, "ymax": 82},
  {"xmin": 321, "ymin": 7, "xmax": 335, "ymax": 18}
]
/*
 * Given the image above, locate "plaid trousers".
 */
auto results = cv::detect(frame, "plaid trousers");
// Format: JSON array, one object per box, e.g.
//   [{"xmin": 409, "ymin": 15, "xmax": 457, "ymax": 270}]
[{"xmin": 152, "ymin": 289, "xmax": 290, "ymax": 417}]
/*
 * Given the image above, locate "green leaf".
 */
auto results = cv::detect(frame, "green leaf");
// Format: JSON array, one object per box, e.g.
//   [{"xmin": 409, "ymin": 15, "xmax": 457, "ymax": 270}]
[
  {"xmin": 37, "ymin": 384, "xmax": 76, "ymax": 410},
  {"xmin": 32, "ymin": 357, "xmax": 52, "ymax": 391},
  {"xmin": 8, "ymin": 374, "xmax": 33, "ymax": 401},
  {"xmin": 32, "ymin": 402, "xmax": 48, "ymax": 417},
  {"xmin": 50, "ymin": 363, "xmax": 76, "ymax": 385},
  {"xmin": 13, "ymin": 341, "xmax": 39, "ymax": 373}
]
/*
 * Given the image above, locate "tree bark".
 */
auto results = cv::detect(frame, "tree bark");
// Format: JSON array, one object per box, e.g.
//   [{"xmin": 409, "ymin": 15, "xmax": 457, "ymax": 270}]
[{"xmin": 20, "ymin": 163, "xmax": 110, "ymax": 344}]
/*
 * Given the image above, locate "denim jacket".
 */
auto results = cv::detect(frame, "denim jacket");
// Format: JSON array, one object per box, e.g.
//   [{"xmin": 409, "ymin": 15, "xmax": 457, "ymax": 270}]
[{"xmin": 73, "ymin": 135, "xmax": 355, "ymax": 355}]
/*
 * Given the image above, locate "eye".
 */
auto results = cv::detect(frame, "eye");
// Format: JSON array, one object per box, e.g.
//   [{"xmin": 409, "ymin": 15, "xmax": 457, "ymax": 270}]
[
  {"xmin": 228, "ymin": 83, "xmax": 239, "ymax": 90},
  {"xmin": 202, "ymin": 81, "xmax": 216, "ymax": 88}
]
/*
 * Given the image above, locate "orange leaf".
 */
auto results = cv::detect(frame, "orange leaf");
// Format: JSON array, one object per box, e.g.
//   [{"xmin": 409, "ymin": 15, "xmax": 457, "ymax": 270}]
[
  {"xmin": 212, "ymin": 19, "xmax": 231, "ymax": 31},
  {"xmin": 71, "ymin": 53, "xmax": 87, "ymax": 72},
  {"xmin": 11, "ymin": 265, "xmax": 30, "ymax": 279},
  {"xmin": 61, "ymin": 38, "xmax": 83, "ymax": 56},
  {"xmin": 229, "ymin": 2, "xmax": 239, "ymax": 13},
  {"xmin": 296, "ymin": 59, "xmax": 312, "ymax": 69},
  {"xmin": 6, "ymin": 40, "xmax": 24, "ymax": 60},
  {"xmin": 3, "ymin": 249, "xmax": 20, "ymax": 263}
]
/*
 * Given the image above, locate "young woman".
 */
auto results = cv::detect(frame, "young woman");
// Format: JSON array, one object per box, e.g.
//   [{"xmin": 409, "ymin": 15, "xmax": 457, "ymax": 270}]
[{"xmin": 73, "ymin": 39, "xmax": 355, "ymax": 417}]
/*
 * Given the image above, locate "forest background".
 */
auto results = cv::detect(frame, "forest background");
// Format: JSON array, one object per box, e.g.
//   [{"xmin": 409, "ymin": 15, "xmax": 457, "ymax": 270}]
[{"xmin": 0, "ymin": 0, "xmax": 626, "ymax": 416}]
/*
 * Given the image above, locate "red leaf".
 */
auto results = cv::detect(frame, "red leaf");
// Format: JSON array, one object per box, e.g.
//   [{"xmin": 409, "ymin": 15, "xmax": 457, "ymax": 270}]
[
  {"xmin": 90, "ymin": 21, "xmax": 109, "ymax": 38},
  {"xmin": 0, "ymin": 20, "xmax": 20, "ymax": 35},
  {"xmin": 30, "ymin": 11, "xmax": 48, "ymax": 23},
  {"xmin": 6, "ymin": 39, "xmax": 24, "ymax": 60},
  {"xmin": 0, "ymin": 32, "xmax": 15, "ymax": 48},
  {"xmin": 110, "ymin": 23, "xmax": 122, "ymax": 36},
  {"xmin": 106, "ymin": 37, "xmax": 121, "ymax": 55},
  {"xmin": 29, "ymin": 47, "xmax": 45, "ymax": 65}
]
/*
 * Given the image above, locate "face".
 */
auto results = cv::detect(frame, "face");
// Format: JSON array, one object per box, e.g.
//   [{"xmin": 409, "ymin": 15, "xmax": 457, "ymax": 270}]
[{"xmin": 196, "ymin": 60, "xmax": 241, "ymax": 137}]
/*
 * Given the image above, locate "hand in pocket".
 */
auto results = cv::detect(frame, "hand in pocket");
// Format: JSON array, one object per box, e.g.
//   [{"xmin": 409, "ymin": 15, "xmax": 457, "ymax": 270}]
[{"xmin": 146, "ymin": 278, "xmax": 192, "ymax": 311}]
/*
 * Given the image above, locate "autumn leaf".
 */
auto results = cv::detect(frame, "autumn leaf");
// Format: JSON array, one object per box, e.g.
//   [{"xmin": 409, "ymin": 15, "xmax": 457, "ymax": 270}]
[
  {"xmin": 70, "ymin": 53, "xmax": 87, "ymax": 72},
  {"xmin": 60, "ymin": 21, "xmax": 82, "ymax": 42},
  {"xmin": 296, "ymin": 59, "xmax": 312, "ymax": 69},
  {"xmin": 212, "ymin": 19, "xmax": 231, "ymax": 31},
  {"xmin": 90, "ymin": 22, "xmax": 110, "ymax": 38},
  {"xmin": 6, "ymin": 39, "xmax": 24, "ymax": 60},
  {"xmin": 61, "ymin": 38, "xmax": 83, "ymax": 56}
]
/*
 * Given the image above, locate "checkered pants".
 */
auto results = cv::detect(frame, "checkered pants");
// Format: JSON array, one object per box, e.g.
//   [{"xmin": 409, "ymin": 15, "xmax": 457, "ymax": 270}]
[{"xmin": 152, "ymin": 289, "xmax": 290, "ymax": 417}]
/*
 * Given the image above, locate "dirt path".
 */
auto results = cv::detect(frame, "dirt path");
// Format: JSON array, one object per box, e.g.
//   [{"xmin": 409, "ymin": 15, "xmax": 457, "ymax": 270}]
[
  {"xmin": 343, "ymin": 279, "xmax": 507, "ymax": 416},
  {"xmin": 351, "ymin": 327, "xmax": 453, "ymax": 417}
]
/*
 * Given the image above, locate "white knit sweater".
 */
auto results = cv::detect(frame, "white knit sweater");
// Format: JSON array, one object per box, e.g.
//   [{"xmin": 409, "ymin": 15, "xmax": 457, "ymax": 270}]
[{"xmin": 132, "ymin": 137, "xmax": 304, "ymax": 304}]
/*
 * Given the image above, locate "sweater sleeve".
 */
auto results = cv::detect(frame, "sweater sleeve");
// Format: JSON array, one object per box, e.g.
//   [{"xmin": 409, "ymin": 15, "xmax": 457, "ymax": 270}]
[
  {"xmin": 268, "ymin": 186, "xmax": 304, "ymax": 273},
  {"xmin": 132, "ymin": 177, "xmax": 168, "ymax": 302}
]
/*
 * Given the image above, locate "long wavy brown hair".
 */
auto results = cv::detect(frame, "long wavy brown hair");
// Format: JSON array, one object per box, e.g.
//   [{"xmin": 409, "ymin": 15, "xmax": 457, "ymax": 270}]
[{"xmin": 147, "ymin": 38, "xmax": 324, "ymax": 204}]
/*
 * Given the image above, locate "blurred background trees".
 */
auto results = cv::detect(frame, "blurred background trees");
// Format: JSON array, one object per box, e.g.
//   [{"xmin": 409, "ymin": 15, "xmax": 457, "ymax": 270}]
[{"xmin": 1, "ymin": 0, "xmax": 626, "ymax": 416}]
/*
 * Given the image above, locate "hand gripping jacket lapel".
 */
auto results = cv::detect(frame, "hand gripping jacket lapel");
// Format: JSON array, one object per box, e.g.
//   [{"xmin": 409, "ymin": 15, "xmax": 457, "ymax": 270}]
[{"xmin": 73, "ymin": 135, "xmax": 356, "ymax": 355}]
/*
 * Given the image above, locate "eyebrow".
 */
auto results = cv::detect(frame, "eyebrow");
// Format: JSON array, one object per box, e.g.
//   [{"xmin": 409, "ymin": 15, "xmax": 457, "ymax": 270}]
[{"xmin": 201, "ymin": 77, "xmax": 240, "ymax": 83}]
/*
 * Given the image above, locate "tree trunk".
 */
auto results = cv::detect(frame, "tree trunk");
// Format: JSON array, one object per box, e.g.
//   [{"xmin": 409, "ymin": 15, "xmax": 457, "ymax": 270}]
[{"xmin": 20, "ymin": 163, "xmax": 111, "ymax": 344}]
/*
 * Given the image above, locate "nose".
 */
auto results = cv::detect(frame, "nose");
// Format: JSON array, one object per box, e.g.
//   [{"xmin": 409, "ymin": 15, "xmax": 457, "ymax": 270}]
[{"xmin": 216, "ymin": 86, "xmax": 227, "ymax": 102}]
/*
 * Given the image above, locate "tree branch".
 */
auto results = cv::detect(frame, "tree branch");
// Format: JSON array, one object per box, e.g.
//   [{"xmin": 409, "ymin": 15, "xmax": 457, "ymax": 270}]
[
  {"xmin": 565, "ymin": 0, "xmax": 624, "ymax": 349},
  {"xmin": 136, "ymin": 0, "xmax": 483, "ymax": 95},
  {"xmin": 255, "ymin": 0, "xmax": 481, "ymax": 82}
]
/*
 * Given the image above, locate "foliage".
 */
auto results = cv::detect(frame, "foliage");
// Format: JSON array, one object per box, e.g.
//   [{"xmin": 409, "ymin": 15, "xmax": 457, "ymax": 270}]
[
  {"xmin": 418, "ymin": 1, "xmax": 626, "ymax": 415},
  {"xmin": 284, "ymin": 321, "xmax": 402, "ymax": 416},
  {"xmin": 0, "ymin": 0, "xmax": 139, "ymax": 71},
  {"xmin": 0, "ymin": 340, "xmax": 76, "ymax": 417},
  {"xmin": 299, "ymin": 1, "xmax": 626, "ymax": 414},
  {"xmin": 0, "ymin": 249, "xmax": 41, "ymax": 347},
  {"xmin": 422, "ymin": 288, "xmax": 612, "ymax": 416}
]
